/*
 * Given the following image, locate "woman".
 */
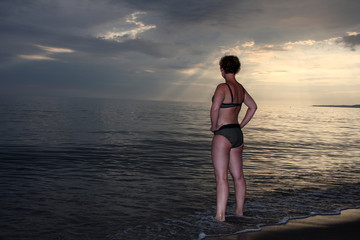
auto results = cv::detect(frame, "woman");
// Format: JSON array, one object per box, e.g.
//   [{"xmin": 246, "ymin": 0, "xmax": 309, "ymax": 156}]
[{"xmin": 210, "ymin": 55, "xmax": 257, "ymax": 222}]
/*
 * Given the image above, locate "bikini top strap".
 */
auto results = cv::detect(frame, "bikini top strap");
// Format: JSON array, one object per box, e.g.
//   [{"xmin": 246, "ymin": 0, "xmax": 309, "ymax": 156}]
[
  {"xmin": 225, "ymin": 83, "xmax": 234, "ymax": 103},
  {"xmin": 241, "ymin": 85, "xmax": 246, "ymax": 102}
]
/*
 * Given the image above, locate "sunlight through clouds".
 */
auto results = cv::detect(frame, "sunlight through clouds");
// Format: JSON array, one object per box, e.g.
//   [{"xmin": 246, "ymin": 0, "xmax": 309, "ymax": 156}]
[
  {"xmin": 222, "ymin": 35, "xmax": 359, "ymax": 83},
  {"xmin": 166, "ymin": 32, "xmax": 360, "ymax": 103},
  {"xmin": 220, "ymin": 34, "xmax": 360, "ymax": 104},
  {"xmin": 177, "ymin": 63, "xmax": 207, "ymax": 76},
  {"xmin": 96, "ymin": 12, "xmax": 156, "ymax": 42}
]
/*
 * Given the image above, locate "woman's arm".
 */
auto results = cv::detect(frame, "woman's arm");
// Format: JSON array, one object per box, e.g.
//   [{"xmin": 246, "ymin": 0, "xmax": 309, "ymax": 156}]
[
  {"xmin": 210, "ymin": 85, "xmax": 225, "ymax": 132},
  {"xmin": 240, "ymin": 91, "xmax": 257, "ymax": 129}
]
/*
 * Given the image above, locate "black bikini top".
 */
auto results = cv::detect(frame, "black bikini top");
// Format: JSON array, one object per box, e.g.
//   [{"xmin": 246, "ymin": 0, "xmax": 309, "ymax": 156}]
[{"xmin": 213, "ymin": 83, "xmax": 245, "ymax": 108}]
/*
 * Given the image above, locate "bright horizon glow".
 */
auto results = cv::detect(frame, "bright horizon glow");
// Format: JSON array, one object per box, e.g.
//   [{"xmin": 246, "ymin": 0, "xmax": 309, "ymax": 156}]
[{"xmin": 164, "ymin": 33, "xmax": 360, "ymax": 105}]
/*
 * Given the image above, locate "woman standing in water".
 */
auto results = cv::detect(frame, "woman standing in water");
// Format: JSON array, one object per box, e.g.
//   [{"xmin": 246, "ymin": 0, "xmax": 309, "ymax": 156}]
[{"xmin": 210, "ymin": 55, "xmax": 257, "ymax": 222}]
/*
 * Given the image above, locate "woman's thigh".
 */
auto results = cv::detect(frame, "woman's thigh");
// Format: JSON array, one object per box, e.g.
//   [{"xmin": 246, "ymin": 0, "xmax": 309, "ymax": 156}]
[
  {"xmin": 212, "ymin": 135, "xmax": 232, "ymax": 176},
  {"xmin": 229, "ymin": 145, "xmax": 244, "ymax": 178}
]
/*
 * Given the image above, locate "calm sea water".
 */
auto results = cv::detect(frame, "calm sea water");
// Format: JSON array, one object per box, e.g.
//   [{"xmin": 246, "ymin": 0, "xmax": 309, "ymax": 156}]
[{"xmin": 0, "ymin": 96, "xmax": 359, "ymax": 240}]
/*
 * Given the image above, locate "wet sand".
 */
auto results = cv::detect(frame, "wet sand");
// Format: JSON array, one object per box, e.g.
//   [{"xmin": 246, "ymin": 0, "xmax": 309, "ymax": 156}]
[{"xmin": 206, "ymin": 208, "xmax": 360, "ymax": 240}]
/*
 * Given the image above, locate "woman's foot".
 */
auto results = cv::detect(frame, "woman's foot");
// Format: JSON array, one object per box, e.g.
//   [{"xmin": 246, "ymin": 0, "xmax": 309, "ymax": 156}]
[
  {"xmin": 214, "ymin": 214, "xmax": 226, "ymax": 222},
  {"xmin": 234, "ymin": 209, "xmax": 243, "ymax": 216}
]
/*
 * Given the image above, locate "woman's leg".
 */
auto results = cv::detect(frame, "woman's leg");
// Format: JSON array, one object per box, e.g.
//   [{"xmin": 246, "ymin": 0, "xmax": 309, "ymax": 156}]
[
  {"xmin": 212, "ymin": 135, "xmax": 232, "ymax": 221},
  {"xmin": 229, "ymin": 145, "xmax": 246, "ymax": 216}
]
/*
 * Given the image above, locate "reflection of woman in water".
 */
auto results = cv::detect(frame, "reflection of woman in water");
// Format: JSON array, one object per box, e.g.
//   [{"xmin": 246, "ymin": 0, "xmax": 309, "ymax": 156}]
[{"xmin": 210, "ymin": 55, "xmax": 257, "ymax": 222}]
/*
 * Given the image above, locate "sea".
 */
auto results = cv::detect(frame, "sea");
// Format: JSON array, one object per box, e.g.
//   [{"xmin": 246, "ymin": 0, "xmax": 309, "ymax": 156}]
[{"xmin": 0, "ymin": 96, "xmax": 359, "ymax": 240}]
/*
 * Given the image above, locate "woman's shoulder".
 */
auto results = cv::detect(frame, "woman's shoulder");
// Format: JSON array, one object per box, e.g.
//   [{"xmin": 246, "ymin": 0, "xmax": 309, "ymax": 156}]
[
  {"xmin": 216, "ymin": 83, "xmax": 228, "ymax": 89},
  {"xmin": 214, "ymin": 83, "xmax": 228, "ymax": 94}
]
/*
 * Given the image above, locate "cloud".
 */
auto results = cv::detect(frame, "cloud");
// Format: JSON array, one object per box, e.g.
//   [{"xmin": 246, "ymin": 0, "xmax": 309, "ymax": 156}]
[
  {"xmin": 222, "ymin": 36, "xmax": 346, "ymax": 56},
  {"xmin": 119, "ymin": 0, "xmax": 237, "ymax": 23},
  {"xmin": 17, "ymin": 55, "xmax": 56, "ymax": 61},
  {"xmin": 34, "ymin": 44, "xmax": 75, "ymax": 53},
  {"xmin": 242, "ymin": 41, "xmax": 255, "ymax": 48},
  {"xmin": 338, "ymin": 32, "xmax": 360, "ymax": 51},
  {"xmin": 96, "ymin": 11, "xmax": 156, "ymax": 42},
  {"xmin": 221, "ymin": 42, "xmax": 292, "ymax": 56},
  {"xmin": 1, "ymin": 0, "xmax": 360, "ymax": 103},
  {"xmin": 220, "ymin": 34, "xmax": 360, "ymax": 83},
  {"xmin": 16, "ymin": 44, "xmax": 75, "ymax": 61}
]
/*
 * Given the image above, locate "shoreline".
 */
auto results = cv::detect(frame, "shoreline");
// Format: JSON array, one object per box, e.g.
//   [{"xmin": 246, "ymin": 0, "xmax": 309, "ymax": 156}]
[{"xmin": 205, "ymin": 208, "xmax": 360, "ymax": 240}]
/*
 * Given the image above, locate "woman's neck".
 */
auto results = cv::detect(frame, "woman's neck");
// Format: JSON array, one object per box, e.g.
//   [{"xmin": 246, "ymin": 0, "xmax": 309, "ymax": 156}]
[{"xmin": 224, "ymin": 74, "xmax": 237, "ymax": 83}]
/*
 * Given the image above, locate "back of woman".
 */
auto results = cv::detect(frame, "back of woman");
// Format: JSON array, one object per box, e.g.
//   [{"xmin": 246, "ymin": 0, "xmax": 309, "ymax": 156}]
[
  {"xmin": 215, "ymin": 81, "xmax": 245, "ymax": 128},
  {"xmin": 210, "ymin": 55, "xmax": 257, "ymax": 222}
]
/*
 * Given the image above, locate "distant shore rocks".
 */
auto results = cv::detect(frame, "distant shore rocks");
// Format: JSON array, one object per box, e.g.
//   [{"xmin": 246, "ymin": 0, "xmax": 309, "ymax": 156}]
[{"xmin": 313, "ymin": 104, "xmax": 360, "ymax": 108}]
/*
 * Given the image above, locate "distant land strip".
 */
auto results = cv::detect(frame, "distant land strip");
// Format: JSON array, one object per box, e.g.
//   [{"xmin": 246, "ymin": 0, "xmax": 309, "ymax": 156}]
[{"xmin": 313, "ymin": 104, "xmax": 360, "ymax": 108}]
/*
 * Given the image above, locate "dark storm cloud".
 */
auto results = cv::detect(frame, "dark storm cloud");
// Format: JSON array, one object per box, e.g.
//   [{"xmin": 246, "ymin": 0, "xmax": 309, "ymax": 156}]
[
  {"xmin": 119, "ymin": 0, "xmax": 246, "ymax": 23},
  {"xmin": 0, "ymin": 1, "xmax": 167, "ymax": 58},
  {"xmin": 1, "ymin": 0, "xmax": 227, "ymax": 68},
  {"xmin": 1, "ymin": 0, "xmax": 360, "ymax": 101},
  {"xmin": 339, "ymin": 33, "xmax": 360, "ymax": 51}
]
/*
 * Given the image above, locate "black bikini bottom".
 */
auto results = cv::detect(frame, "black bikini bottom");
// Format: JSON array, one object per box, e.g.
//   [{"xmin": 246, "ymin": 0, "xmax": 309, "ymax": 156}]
[{"xmin": 214, "ymin": 124, "xmax": 243, "ymax": 148}]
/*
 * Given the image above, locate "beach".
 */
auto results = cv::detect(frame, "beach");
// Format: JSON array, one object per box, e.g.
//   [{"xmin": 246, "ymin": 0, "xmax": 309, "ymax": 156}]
[{"xmin": 206, "ymin": 208, "xmax": 360, "ymax": 240}]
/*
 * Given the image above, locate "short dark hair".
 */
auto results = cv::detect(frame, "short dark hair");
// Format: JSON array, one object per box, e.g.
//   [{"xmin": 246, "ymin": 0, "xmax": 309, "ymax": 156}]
[{"xmin": 219, "ymin": 55, "xmax": 241, "ymax": 74}]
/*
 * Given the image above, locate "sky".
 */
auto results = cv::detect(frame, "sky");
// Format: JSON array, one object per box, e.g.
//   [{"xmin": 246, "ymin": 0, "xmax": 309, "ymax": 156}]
[{"xmin": 1, "ymin": 0, "xmax": 360, "ymax": 105}]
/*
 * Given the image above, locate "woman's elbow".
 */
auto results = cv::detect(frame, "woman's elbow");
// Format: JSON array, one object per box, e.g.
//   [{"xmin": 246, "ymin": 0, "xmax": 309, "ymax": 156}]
[
  {"xmin": 211, "ymin": 105, "xmax": 220, "ymax": 113},
  {"xmin": 250, "ymin": 102, "xmax": 257, "ymax": 112}
]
